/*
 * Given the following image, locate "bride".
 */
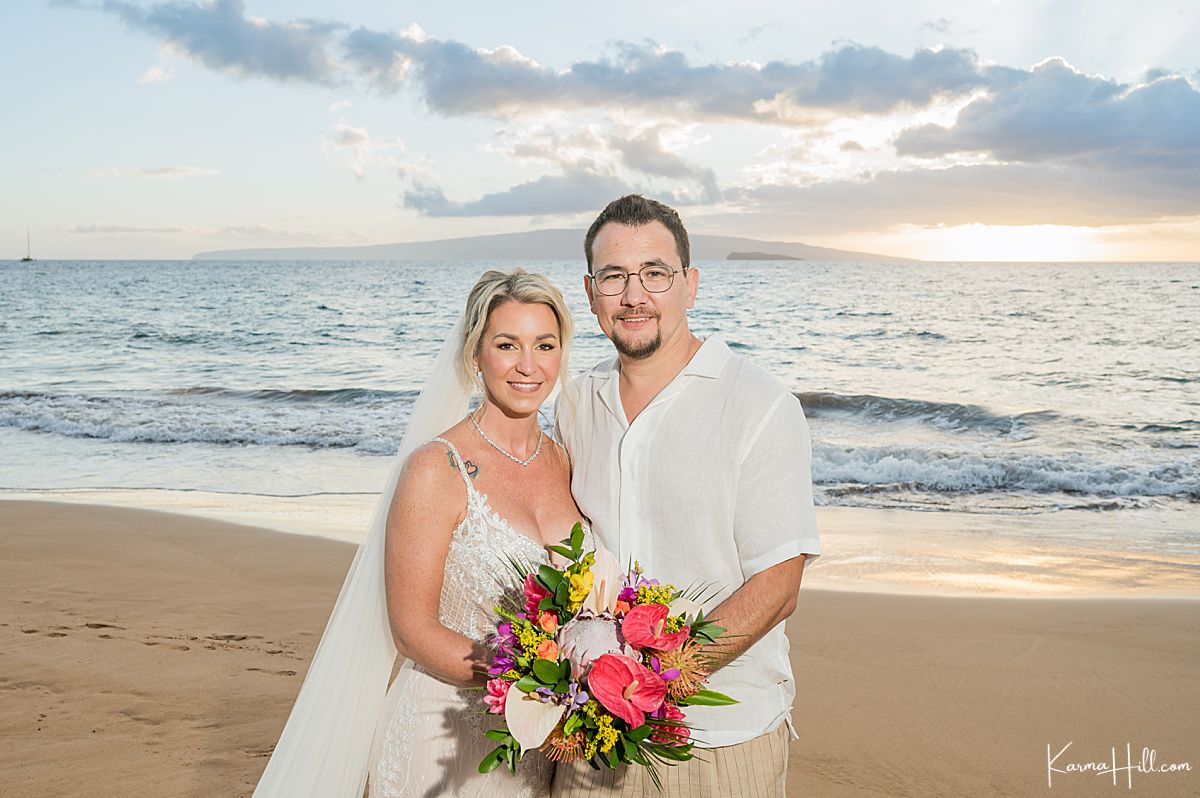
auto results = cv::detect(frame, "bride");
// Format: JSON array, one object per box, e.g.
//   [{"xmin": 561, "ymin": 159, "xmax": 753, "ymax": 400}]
[{"xmin": 254, "ymin": 268, "xmax": 586, "ymax": 797}]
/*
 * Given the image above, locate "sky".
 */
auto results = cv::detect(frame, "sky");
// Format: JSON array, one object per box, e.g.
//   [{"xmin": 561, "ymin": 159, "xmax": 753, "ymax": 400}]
[{"xmin": 4, "ymin": 0, "xmax": 1199, "ymax": 261}]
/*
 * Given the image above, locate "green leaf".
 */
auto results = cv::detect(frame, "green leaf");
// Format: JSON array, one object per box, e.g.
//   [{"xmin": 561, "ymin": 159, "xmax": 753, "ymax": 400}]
[
  {"xmin": 625, "ymin": 725, "xmax": 652, "ymax": 742},
  {"xmin": 537, "ymin": 565, "xmax": 563, "ymax": 592},
  {"xmin": 506, "ymin": 742, "xmax": 518, "ymax": 774},
  {"xmin": 607, "ymin": 747, "xmax": 620, "ymax": 769},
  {"xmin": 478, "ymin": 745, "xmax": 506, "ymax": 773},
  {"xmin": 547, "ymin": 544, "xmax": 574, "ymax": 560},
  {"xmin": 569, "ymin": 522, "xmax": 584, "ymax": 552},
  {"xmin": 554, "ymin": 679, "xmax": 570, "ymax": 693},
  {"xmin": 484, "ymin": 729, "xmax": 510, "ymax": 741},
  {"xmin": 532, "ymin": 658, "xmax": 560, "ymax": 684},
  {"xmin": 619, "ymin": 735, "xmax": 634, "ymax": 760},
  {"xmin": 514, "ymin": 675, "xmax": 541, "ymax": 693},
  {"xmin": 563, "ymin": 713, "xmax": 583, "ymax": 735},
  {"xmin": 628, "ymin": 744, "xmax": 649, "ymax": 766},
  {"xmin": 679, "ymin": 689, "xmax": 738, "ymax": 707},
  {"xmin": 555, "ymin": 580, "xmax": 569, "ymax": 605}
]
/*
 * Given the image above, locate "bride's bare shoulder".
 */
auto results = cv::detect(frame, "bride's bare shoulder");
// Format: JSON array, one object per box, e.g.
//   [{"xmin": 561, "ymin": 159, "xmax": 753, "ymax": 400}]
[{"xmin": 401, "ymin": 440, "xmax": 465, "ymax": 485}]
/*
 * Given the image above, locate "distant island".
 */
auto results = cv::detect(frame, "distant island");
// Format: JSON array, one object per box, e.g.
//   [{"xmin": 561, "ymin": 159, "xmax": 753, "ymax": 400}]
[
  {"xmin": 193, "ymin": 228, "xmax": 911, "ymax": 263},
  {"xmin": 727, "ymin": 251, "xmax": 804, "ymax": 261}
]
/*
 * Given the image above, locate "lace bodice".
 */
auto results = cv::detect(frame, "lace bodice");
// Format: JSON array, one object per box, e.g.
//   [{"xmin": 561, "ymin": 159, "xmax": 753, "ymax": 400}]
[{"xmin": 432, "ymin": 437, "xmax": 589, "ymax": 645}]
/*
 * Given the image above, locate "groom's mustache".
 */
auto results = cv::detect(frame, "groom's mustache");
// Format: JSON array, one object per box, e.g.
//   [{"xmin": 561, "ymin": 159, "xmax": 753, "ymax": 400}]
[{"xmin": 615, "ymin": 308, "xmax": 658, "ymax": 320}]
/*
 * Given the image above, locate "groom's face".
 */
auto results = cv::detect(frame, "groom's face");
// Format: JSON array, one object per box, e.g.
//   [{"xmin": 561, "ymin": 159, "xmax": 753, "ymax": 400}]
[{"xmin": 585, "ymin": 221, "xmax": 697, "ymax": 361}]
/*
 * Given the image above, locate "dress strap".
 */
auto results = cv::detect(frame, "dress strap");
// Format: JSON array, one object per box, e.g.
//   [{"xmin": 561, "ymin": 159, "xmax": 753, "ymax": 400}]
[
  {"xmin": 549, "ymin": 435, "xmax": 573, "ymax": 474},
  {"xmin": 430, "ymin": 437, "xmax": 474, "ymax": 492}
]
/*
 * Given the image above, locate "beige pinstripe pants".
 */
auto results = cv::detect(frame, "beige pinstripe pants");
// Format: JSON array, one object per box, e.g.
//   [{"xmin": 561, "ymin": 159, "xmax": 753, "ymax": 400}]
[{"xmin": 550, "ymin": 724, "xmax": 789, "ymax": 798}]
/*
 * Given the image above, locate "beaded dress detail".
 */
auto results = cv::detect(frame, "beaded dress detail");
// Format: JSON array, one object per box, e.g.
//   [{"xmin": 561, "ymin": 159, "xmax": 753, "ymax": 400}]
[{"xmin": 371, "ymin": 437, "xmax": 588, "ymax": 798}]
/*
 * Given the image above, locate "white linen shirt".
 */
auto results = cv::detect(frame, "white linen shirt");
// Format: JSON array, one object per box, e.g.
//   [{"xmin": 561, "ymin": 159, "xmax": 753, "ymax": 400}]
[{"xmin": 556, "ymin": 335, "xmax": 821, "ymax": 748}]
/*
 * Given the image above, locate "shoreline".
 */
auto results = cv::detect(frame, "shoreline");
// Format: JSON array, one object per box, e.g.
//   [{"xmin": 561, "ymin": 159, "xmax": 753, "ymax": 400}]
[
  {"xmin": 3, "ymin": 490, "xmax": 1196, "ymax": 598},
  {"xmin": 2, "ymin": 500, "xmax": 1196, "ymax": 797}
]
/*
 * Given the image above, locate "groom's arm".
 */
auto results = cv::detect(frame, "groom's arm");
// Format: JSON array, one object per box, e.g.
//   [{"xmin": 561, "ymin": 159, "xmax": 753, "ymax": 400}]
[
  {"xmin": 704, "ymin": 555, "xmax": 806, "ymax": 668},
  {"xmin": 704, "ymin": 392, "xmax": 820, "ymax": 672}
]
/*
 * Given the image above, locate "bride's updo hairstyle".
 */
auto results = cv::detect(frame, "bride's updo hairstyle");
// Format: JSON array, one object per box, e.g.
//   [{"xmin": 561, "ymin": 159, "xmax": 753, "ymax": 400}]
[{"xmin": 460, "ymin": 268, "xmax": 573, "ymax": 395}]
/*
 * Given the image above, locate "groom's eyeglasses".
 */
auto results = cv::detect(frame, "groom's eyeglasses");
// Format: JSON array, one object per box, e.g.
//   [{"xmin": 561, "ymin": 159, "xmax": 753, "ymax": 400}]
[{"xmin": 588, "ymin": 264, "xmax": 686, "ymax": 296}]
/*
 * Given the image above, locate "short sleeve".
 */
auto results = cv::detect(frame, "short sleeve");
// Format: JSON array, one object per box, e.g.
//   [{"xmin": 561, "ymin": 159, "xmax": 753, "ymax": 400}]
[
  {"xmin": 733, "ymin": 392, "xmax": 821, "ymax": 578},
  {"xmin": 552, "ymin": 378, "xmax": 578, "ymax": 457}
]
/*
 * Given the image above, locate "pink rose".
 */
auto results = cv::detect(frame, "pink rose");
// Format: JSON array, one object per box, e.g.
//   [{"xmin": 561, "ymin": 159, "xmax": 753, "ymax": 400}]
[{"xmin": 483, "ymin": 678, "xmax": 510, "ymax": 715}]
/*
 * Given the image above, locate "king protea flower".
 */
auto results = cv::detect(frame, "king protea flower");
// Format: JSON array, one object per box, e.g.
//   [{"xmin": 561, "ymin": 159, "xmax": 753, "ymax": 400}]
[{"xmin": 557, "ymin": 609, "xmax": 635, "ymax": 676}]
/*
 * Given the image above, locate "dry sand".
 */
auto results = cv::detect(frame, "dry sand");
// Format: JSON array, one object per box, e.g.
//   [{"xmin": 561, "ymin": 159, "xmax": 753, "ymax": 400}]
[{"xmin": 2, "ymin": 500, "xmax": 1197, "ymax": 797}]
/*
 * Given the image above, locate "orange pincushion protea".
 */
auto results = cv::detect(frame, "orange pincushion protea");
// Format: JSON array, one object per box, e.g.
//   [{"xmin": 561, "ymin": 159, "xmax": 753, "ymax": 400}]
[
  {"xmin": 656, "ymin": 638, "xmax": 709, "ymax": 701},
  {"xmin": 540, "ymin": 723, "xmax": 587, "ymax": 763}
]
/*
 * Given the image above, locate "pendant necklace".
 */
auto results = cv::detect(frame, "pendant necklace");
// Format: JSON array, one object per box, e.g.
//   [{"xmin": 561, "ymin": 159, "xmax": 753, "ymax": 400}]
[{"xmin": 470, "ymin": 409, "xmax": 542, "ymax": 467}]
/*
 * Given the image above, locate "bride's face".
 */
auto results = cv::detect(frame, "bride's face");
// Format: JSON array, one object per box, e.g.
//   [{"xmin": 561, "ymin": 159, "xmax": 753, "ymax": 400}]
[{"xmin": 474, "ymin": 300, "xmax": 562, "ymax": 417}]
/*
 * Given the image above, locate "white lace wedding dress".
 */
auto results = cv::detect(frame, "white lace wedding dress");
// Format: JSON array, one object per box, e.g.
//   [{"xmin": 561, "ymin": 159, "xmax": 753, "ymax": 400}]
[{"xmin": 371, "ymin": 437, "xmax": 585, "ymax": 798}]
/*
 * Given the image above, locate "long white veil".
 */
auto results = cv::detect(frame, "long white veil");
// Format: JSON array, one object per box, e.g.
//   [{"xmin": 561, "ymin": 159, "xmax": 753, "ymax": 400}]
[{"xmin": 253, "ymin": 315, "xmax": 472, "ymax": 797}]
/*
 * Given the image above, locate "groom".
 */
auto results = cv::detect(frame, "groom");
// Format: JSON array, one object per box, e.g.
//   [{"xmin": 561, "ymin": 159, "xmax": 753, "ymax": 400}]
[{"xmin": 554, "ymin": 195, "xmax": 821, "ymax": 796}]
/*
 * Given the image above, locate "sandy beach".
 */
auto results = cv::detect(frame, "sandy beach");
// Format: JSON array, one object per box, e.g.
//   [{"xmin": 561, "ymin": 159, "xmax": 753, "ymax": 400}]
[{"xmin": 2, "ymin": 500, "xmax": 1197, "ymax": 797}]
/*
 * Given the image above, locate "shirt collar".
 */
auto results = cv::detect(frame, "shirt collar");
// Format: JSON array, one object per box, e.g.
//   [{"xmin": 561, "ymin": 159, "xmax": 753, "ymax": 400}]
[{"xmin": 587, "ymin": 334, "xmax": 731, "ymax": 384}]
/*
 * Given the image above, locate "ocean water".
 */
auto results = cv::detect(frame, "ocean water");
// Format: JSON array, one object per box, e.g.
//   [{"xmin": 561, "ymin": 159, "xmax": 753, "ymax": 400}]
[{"xmin": 1, "ymin": 259, "xmax": 1198, "ymax": 525}]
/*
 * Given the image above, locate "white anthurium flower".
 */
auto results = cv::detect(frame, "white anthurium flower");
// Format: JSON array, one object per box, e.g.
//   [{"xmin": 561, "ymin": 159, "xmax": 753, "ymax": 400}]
[
  {"xmin": 668, "ymin": 595, "xmax": 703, "ymax": 620},
  {"xmin": 504, "ymin": 687, "xmax": 566, "ymax": 751},
  {"xmin": 581, "ymin": 547, "xmax": 623, "ymax": 615}
]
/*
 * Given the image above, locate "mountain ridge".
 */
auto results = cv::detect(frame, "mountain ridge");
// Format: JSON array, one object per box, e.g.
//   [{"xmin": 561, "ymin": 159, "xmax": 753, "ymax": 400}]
[{"xmin": 192, "ymin": 228, "xmax": 912, "ymax": 262}]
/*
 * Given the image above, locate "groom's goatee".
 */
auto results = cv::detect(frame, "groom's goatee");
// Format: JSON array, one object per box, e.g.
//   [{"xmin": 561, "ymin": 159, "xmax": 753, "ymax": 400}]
[{"xmin": 614, "ymin": 334, "xmax": 661, "ymax": 360}]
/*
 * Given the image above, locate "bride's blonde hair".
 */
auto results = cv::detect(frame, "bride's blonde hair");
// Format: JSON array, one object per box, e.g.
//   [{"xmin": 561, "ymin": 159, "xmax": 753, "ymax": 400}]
[{"xmin": 460, "ymin": 268, "xmax": 573, "ymax": 394}]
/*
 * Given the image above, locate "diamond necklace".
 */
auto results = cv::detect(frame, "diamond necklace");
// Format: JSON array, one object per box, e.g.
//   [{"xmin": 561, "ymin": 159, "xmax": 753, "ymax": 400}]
[{"xmin": 469, "ymin": 409, "xmax": 543, "ymax": 467}]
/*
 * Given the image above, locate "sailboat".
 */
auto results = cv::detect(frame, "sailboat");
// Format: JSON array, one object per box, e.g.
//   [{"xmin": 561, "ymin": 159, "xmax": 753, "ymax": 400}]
[{"xmin": 20, "ymin": 228, "xmax": 34, "ymax": 262}]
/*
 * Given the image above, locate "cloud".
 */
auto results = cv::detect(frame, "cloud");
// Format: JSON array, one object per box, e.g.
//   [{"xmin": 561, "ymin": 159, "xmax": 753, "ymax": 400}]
[
  {"xmin": 341, "ymin": 28, "xmax": 991, "ymax": 123},
  {"xmin": 88, "ymin": 0, "xmax": 342, "ymax": 84},
  {"xmin": 727, "ymin": 160, "xmax": 1200, "ymax": 235},
  {"xmin": 921, "ymin": 18, "xmax": 952, "ymax": 34},
  {"xmin": 67, "ymin": 223, "xmax": 189, "ymax": 234},
  {"xmin": 323, "ymin": 119, "xmax": 400, "ymax": 179},
  {"xmin": 87, "ymin": 166, "xmax": 219, "ymax": 177},
  {"xmin": 607, "ymin": 127, "xmax": 720, "ymax": 203},
  {"xmin": 896, "ymin": 59, "xmax": 1200, "ymax": 170},
  {"xmin": 138, "ymin": 64, "xmax": 173, "ymax": 83},
  {"xmin": 403, "ymin": 168, "xmax": 631, "ymax": 217}
]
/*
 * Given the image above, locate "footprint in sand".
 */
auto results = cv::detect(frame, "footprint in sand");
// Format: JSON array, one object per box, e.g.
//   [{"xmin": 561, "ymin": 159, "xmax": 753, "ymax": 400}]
[
  {"xmin": 246, "ymin": 667, "xmax": 297, "ymax": 677},
  {"xmin": 84, "ymin": 622, "xmax": 126, "ymax": 630}
]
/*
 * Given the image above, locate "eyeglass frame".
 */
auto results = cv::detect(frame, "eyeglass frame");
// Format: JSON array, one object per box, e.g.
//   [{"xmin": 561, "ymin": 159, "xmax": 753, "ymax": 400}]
[{"xmin": 586, "ymin": 262, "xmax": 690, "ymax": 296}]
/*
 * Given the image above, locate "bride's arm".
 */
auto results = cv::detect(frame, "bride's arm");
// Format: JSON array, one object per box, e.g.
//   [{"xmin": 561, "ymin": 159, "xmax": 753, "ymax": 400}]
[{"xmin": 383, "ymin": 444, "xmax": 491, "ymax": 687}]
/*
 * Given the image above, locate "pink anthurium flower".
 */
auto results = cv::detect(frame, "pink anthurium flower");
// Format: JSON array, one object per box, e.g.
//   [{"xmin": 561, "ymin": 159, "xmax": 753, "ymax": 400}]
[
  {"xmin": 586, "ymin": 653, "xmax": 667, "ymax": 727},
  {"xmin": 622, "ymin": 603, "xmax": 690, "ymax": 652}
]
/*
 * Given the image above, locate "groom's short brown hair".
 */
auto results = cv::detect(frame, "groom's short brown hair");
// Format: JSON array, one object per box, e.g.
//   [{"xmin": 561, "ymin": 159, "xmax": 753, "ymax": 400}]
[{"xmin": 584, "ymin": 194, "xmax": 691, "ymax": 274}]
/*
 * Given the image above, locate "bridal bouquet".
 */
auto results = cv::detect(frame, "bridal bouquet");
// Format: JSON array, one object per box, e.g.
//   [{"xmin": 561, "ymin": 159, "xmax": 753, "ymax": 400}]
[{"xmin": 477, "ymin": 523, "xmax": 735, "ymax": 787}]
